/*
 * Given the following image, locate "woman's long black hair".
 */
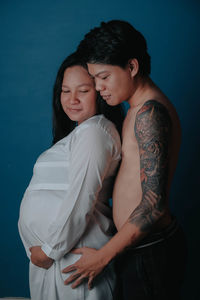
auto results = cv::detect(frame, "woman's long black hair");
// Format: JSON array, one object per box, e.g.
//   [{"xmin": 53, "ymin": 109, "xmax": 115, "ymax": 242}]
[{"xmin": 52, "ymin": 52, "xmax": 125, "ymax": 144}]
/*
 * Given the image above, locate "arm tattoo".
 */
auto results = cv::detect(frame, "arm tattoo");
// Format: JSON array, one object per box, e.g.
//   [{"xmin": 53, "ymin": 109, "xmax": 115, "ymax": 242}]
[{"xmin": 128, "ymin": 100, "xmax": 172, "ymax": 232}]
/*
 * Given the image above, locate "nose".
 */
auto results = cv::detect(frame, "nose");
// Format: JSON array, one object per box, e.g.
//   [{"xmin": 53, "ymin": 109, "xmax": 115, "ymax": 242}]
[
  {"xmin": 95, "ymin": 80, "xmax": 105, "ymax": 92},
  {"xmin": 69, "ymin": 92, "xmax": 80, "ymax": 105}
]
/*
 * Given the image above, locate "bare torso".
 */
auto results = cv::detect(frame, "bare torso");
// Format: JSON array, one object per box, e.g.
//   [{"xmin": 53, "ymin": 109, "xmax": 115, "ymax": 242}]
[{"xmin": 113, "ymin": 86, "xmax": 181, "ymax": 231}]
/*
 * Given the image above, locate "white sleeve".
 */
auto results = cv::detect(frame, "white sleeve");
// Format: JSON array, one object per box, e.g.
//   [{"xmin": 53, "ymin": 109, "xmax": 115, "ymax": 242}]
[{"xmin": 41, "ymin": 125, "xmax": 116, "ymax": 260}]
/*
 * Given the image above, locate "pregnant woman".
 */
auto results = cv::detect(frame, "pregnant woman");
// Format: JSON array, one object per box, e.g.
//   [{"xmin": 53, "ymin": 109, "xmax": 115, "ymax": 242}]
[{"xmin": 18, "ymin": 52, "xmax": 124, "ymax": 300}]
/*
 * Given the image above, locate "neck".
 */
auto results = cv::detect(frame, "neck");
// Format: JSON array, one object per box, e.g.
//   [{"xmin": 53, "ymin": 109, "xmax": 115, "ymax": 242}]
[{"xmin": 128, "ymin": 76, "xmax": 159, "ymax": 108}]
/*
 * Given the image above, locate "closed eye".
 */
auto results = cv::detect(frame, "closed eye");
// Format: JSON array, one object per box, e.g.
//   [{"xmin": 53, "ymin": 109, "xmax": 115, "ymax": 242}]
[{"xmin": 101, "ymin": 75, "xmax": 109, "ymax": 80}]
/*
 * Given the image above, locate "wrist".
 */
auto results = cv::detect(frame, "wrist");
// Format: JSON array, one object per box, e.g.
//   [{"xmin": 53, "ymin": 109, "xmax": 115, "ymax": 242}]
[{"xmin": 98, "ymin": 245, "xmax": 116, "ymax": 266}]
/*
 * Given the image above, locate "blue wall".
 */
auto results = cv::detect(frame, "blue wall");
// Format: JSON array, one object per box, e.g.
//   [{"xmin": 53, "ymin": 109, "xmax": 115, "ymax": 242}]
[{"xmin": 0, "ymin": 0, "xmax": 199, "ymax": 298}]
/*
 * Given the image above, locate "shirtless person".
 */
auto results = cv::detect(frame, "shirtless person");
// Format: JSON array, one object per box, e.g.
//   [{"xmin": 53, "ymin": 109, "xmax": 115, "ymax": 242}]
[{"xmin": 62, "ymin": 20, "xmax": 187, "ymax": 299}]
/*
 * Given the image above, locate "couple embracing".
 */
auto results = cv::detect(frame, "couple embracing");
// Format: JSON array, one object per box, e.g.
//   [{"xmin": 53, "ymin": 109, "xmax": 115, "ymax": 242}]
[{"xmin": 18, "ymin": 20, "xmax": 187, "ymax": 300}]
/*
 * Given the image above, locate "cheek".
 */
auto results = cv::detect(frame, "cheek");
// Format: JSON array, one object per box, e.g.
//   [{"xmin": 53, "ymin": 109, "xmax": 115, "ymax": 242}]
[
  {"xmin": 118, "ymin": 77, "xmax": 132, "ymax": 97},
  {"xmin": 86, "ymin": 96, "xmax": 97, "ymax": 113},
  {"xmin": 60, "ymin": 95, "xmax": 68, "ymax": 111},
  {"xmin": 110, "ymin": 76, "xmax": 125, "ymax": 93},
  {"xmin": 61, "ymin": 92, "xmax": 70, "ymax": 103}
]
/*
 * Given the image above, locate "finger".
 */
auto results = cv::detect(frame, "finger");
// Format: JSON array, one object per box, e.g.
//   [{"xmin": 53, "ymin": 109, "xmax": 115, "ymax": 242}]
[
  {"xmin": 62, "ymin": 265, "xmax": 77, "ymax": 273},
  {"xmin": 88, "ymin": 276, "xmax": 94, "ymax": 290},
  {"xmin": 64, "ymin": 271, "xmax": 80, "ymax": 285},
  {"xmin": 71, "ymin": 275, "xmax": 86, "ymax": 289},
  {"xmin": 71, "ymin": 248, "xmax": 84, "ymax": 254}
]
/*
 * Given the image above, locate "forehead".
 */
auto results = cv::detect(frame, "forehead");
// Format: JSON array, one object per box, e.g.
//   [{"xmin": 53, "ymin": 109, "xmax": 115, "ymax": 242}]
[
  {"xmin": 63, "ymin": 65, "xmax": 93, "ymax": 84},
  {"xmin": 87, "ymin": 63, "xmax": 125, "ymax": 77}
]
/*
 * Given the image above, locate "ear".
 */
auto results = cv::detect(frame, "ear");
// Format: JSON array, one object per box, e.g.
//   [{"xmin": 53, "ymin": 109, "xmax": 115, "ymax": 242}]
[{"xmin": 128, "ymin": 58, "xmax": 139, "ymax": 78}]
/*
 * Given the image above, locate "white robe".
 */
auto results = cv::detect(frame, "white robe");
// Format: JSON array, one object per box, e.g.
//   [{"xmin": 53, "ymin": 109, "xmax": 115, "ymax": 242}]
[{"xmin": 18, "ymin": 115, "xmax": 121, "ymax": 300}]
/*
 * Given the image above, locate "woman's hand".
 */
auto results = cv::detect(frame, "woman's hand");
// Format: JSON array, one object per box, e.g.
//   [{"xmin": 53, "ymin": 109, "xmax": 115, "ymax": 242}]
[
  {"xmin": 29, "ymin": 246, "xmax": 54, "ymax": 269},
  {"xmin": 62, "ymin": 247, "xmax": 109, "ymax": 289}
]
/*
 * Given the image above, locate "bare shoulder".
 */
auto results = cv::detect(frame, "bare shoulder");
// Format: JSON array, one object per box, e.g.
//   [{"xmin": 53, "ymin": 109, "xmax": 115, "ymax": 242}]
[
  {"xmin": 135, "ymin": 98, "xmax": 181, "ymax": 136},
  {"xmin": 136, "ymin": 99, "xmax": 172, "ymax": 123},
  {"xmin": 137, "ymin": 99, "xmax": 171, "ymax": 115}
]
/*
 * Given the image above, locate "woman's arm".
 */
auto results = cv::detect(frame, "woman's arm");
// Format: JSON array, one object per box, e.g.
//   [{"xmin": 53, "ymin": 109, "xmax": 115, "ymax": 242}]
[{"xmin": 29, "ymin": 246, "xmax": 54, "ymax": 269}]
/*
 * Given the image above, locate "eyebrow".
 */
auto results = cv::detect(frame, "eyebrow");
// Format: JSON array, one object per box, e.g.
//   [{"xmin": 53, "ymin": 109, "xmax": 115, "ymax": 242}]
[
  {"xmin": 94, "ymin": 71, "xmax": 108, "ymax": 77},
  {"xmin": 62, "ymin": 83, "xmax": 92, "ymax": 88}
]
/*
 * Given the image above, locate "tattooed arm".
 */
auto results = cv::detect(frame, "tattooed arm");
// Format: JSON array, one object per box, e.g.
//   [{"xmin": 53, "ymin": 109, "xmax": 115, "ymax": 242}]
[
  {"xmin": 63, "ymin": 100, "xmax": 172, "ymax": 288},
  {"xmin": 128, "ymin": 100, "xmax": 172, "ymax": 231}
]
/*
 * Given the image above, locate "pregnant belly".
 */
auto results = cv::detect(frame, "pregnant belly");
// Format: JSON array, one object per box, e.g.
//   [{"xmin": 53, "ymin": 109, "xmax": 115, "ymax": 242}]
[{"xmin": 19, "ymin": 189, "xmax": 65, "ymax": 243}]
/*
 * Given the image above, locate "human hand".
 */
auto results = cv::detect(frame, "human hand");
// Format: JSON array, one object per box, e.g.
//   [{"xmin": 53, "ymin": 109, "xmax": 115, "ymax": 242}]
[
  {"xmin": 29, "ymin": 246, "xmax": 54, "ymax": 269},
  {"xmin": 62, "ymin": 247, "xmax": 108, "ymax": 289}
]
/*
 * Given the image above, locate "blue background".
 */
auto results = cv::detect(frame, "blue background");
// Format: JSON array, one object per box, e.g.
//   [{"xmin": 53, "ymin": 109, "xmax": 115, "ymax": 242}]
[{"xmin": 0, "ymin": 0, "xmax": 199, "ymax": 298}]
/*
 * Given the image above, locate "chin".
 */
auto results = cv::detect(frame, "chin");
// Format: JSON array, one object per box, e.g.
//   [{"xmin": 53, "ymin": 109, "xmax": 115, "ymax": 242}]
[
  {"xmin": 106, "ymin": 99, "xmax": 119, "ymax": 106},
  {"xmin": 67, "ymin": 115, "xmax": 78, "ymax": 122}
]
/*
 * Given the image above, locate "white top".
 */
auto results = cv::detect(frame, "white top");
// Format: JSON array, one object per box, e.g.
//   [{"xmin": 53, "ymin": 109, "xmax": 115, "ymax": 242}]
[{"xmin": 18, "ymin": 115, "xmax": 121, "ymax": 300}]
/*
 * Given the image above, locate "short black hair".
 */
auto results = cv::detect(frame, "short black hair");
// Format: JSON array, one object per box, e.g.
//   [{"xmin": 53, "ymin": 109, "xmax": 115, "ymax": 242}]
[
  {"xmin": 52, "ymin": 52, "xmax": 125, "ymax": 144},
  {"xmin": 77, "ymin": 20, "xmax": 151, "ymax": 76}
]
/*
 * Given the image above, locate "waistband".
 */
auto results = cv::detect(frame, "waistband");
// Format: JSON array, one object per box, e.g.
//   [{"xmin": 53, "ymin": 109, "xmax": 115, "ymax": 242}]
[{"xmin": 132, "ymin": 216, "xmax": 179, "ymax": 250}]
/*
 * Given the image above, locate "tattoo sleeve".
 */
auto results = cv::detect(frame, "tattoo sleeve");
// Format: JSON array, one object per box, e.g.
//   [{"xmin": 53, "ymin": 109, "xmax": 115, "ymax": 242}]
[{"xmin": 128, "ymin": 100, "xmax": 172, "ymax": 232}]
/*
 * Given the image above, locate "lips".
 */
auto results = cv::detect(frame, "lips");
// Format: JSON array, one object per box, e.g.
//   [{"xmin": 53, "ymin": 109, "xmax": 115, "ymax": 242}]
[
  {"xmin": 101, "ymin": 94, "xmax": 111, "ymax": 100},
  {"xmin": 67, "ymin": 108, "xmax": 82, "ymax": 112}
]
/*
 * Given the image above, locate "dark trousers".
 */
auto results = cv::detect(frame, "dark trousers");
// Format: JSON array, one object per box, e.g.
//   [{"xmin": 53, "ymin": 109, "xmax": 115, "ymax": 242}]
[{"xmin": 114, "ymin": 219, "xmax": 187, "ymax": 300}]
